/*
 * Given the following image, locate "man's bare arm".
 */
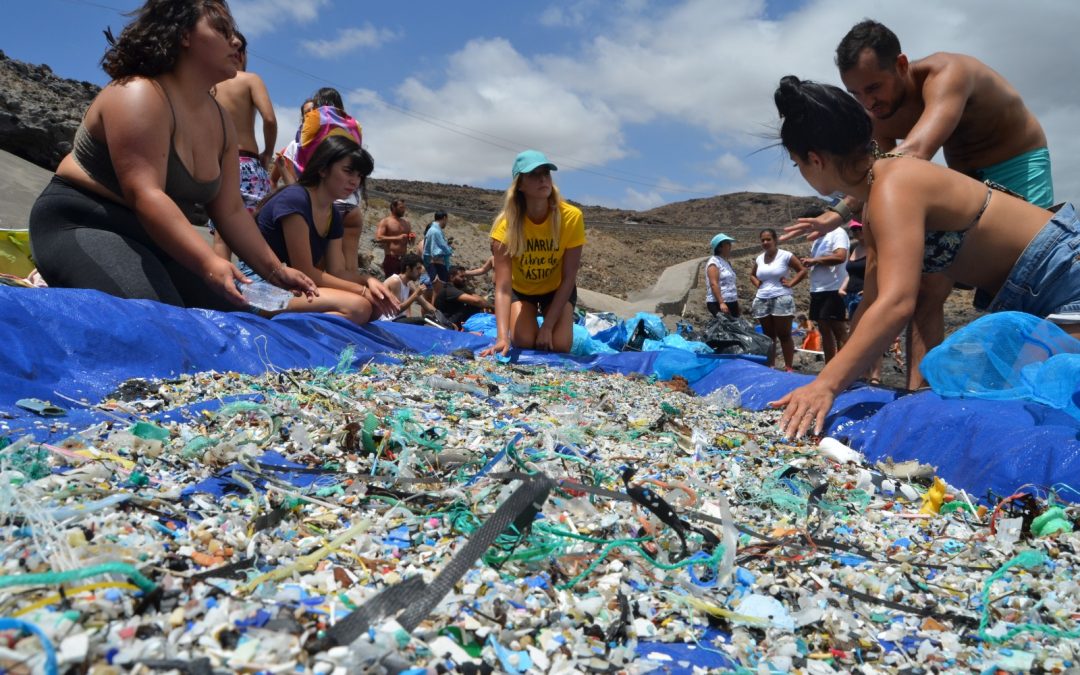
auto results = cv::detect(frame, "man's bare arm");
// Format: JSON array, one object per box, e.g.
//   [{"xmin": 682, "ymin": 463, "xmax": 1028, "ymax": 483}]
[
  {"xmin": 893, "ymin": 62, "xmax": 973, "ymax": 161},
  {"xmin": 250, "ymin": 74, "xmax": 277, "ymax": 168}
]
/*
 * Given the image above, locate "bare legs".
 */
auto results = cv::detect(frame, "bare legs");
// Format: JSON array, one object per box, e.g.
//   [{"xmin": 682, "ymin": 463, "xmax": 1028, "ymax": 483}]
[
  {"xmin": 906, "ymin": 273, "xmax": 953, "ymax": 389},
  {"xmin": 759, "ymin": 314, "xmax": 795, "ymax": 370},
  {"xmin": 509, "ymin": 300, "xmax": 574, "ymax": 353},
  {"xmin": 818, "ymin": 318, "xmax": 849, "ymax": 363}
]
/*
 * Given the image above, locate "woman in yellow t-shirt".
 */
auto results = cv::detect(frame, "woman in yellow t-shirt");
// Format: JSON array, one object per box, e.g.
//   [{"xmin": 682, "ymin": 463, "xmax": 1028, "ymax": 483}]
[{"xmin": 481, "ymin": 150, "xmax": 586, "ymax": 356}]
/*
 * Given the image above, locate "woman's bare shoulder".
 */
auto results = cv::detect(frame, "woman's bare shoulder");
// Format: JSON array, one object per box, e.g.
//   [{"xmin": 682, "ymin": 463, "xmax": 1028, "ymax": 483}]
[{"xmin": 96, "ymin": 77, "xmax": 166, "ymax": 110}]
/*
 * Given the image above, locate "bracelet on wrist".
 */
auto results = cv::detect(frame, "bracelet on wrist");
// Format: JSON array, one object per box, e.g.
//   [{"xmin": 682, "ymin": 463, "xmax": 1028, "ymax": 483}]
[
  {"xmin": 826, "ymin": 200, "xmax": 853, "ymax": 224},
  {"xmin": 268, "ymin": 263, "xmax": 287, "ymax": 282}
]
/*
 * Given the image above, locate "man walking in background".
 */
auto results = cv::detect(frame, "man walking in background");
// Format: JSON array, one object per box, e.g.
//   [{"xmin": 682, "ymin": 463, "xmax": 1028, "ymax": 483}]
[{"xmin": 211, "ymin": 31, "xmax": 277, "ymax": 259}]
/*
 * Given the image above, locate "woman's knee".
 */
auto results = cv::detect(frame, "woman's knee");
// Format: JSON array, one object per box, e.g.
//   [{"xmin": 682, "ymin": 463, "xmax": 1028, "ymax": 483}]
[{"xmin": 340, "ymin": 294, "xmax": 373, "ymax": 325}]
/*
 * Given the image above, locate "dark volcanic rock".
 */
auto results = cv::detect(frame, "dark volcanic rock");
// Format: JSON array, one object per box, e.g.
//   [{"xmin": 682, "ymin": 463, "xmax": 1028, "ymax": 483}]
[{"xmin": 0, "ymin": 50, "xmax": 99, "ymax": 171}]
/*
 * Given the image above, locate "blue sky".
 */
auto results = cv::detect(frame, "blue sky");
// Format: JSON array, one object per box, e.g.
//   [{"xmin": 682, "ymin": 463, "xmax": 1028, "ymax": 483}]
[{"xmin": 5, "ymin": 0, "xmax": 1080, "ymax": 210}]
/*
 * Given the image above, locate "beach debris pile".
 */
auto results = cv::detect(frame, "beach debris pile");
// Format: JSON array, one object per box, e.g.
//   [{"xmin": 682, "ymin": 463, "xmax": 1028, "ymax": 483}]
[{"xmin": 0, "ymin": 353, "xmax": 1078, "ymax": 674}]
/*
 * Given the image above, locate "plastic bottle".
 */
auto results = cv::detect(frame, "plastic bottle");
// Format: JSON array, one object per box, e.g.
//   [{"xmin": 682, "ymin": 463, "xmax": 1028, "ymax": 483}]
[
  {"xmin": 240, "ymin": 281, "xmax": 293, "ymax": 312},
  {"xmin": 425, "ymin": 376, "xmax": 486, "ymax": 397},
  {"xmin": 705, "ymin": 384, "xmax": 741, "ymax": 409}
]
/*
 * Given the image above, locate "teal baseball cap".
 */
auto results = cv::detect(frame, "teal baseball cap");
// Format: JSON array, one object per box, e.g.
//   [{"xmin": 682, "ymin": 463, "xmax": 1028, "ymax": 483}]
[
  {"xmin": 512, "ymin": 150, "xmax": 558, "ymax": 178},
  {"xmin": 710, "ymin": 233, "xmax": 735, "ymax": 252}
]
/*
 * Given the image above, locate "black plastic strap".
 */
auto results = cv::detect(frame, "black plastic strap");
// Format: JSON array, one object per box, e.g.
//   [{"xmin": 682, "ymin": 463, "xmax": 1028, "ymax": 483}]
[{"xmin": 308, "ymin": 473, "xmax": 554, "ymax": 652}]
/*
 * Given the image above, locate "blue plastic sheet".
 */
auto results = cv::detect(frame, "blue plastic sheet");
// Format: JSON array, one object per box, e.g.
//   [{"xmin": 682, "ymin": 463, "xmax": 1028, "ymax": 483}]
[
  {"xmin": 2, "ymin": 286, "xmax": 1079, "ymax": 505},
  {"xmin": 923, "ymin": 312, "xmax": 1080, "ymax": 419},
  {"xmin": 3, "ymin": 287, "xmax": 1080, "ymax": 670}
]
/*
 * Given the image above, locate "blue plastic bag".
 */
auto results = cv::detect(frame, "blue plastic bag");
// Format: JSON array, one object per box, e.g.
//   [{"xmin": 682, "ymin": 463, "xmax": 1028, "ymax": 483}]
[{"xmin": 922, "ymin": 312, "xmax": 1080, "ymax": 416}]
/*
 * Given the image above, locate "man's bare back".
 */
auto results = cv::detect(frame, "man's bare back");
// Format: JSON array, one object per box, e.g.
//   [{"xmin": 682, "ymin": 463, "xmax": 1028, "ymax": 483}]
[{"xmin": 214, "ymin": 69, "xmax": 276, "ymax": 166}]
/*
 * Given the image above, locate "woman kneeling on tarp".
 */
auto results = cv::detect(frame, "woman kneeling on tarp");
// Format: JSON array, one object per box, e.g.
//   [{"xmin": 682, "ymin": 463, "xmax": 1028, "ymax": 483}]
[
  {"xmin": 481, "ymin": 150, "xmax": 585, "ymax": 356},
  {"xmin": 770, "ymin": 75, "xmax": 1080, "ymax": 438},
  {"xmin": 29, "ymin": 0, "xmax": 317, "ymax": 309}
]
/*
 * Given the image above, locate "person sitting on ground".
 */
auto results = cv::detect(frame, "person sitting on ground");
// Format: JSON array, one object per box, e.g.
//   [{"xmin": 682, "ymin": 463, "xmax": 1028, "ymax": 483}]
[
  {"xmin": 210, "ymin": 30, "xmax": 276, "ymax": 261},
  {"xmin": 796, "ymin": 313, "xmax": 821, "ymax": 352},
  {"xmin": 436, "ymin": 265, "xmax": 493, "ymax": 329},
  {"xmin": 251, "ymin": 135, "xmax": 397, "ymax": 324},
  {"xmin": 28, "ymin": 0, "xmax": 316, "ymax": 310},
  {"xmin": 770, "ymin": 75, "xmax": 1080, "ymax": 439},
  {"xmin": 299, "ymin": 88, "xmax": 368, "ymax": 276},
  {"xmin": 749, "ymin": 228, "xmax": 807, "ymax": 371},
  {"xmin": 481, "ymin": 150, "xmax": 585, "ymax": 356},
  {"xmin": 704, "ymin": 232, "xmax": 740, "ymax": 318},
  {"xmin": 423, "ymin": 209, "xmax": 453, "ymax": 300},
  {"xmin": 800, "ymin": 205, "xmax": 849, "ymax": 363},
  {"xmin": 380, "ymin": 253, "xmax": 437, "ymax": 322}
]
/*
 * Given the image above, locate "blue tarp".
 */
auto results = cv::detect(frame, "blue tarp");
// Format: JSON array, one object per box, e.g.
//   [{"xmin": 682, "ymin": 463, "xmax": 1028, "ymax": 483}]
[
  {"xmin": 3, "ymin": 286, "xmax": 1079, "ymax": 501},
  {"xmin": 3, "ymin": 286, "xmax": 1079, "ymax": 674}
]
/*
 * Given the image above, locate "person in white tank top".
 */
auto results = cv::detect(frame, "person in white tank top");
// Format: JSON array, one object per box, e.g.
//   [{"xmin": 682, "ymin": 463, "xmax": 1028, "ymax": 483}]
[
  {"xmin": 704, "ymin": 232, "xmax": 741, "ymax": 317},
  {"xmin": 380, "ymin": 254, "xmax": 437, "ymax": 321},
  {"xmin": 750, "ymin": 228, "xmax": 807, "ymax": 371}
]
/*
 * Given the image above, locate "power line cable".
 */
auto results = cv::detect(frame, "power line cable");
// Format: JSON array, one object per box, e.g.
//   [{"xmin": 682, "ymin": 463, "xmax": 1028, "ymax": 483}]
[{"xmin": 52, "ymin": 0, "xmax": 713, "ymax": 198}]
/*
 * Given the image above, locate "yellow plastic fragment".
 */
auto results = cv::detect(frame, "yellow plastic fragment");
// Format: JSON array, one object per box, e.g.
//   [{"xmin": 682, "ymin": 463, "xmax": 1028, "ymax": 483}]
[{"xmin": 919, "ymin": 477, "xmax": 946, "ymax": 515}]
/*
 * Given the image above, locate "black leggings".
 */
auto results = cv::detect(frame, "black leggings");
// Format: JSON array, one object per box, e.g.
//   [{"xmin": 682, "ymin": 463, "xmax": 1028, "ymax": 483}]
[{"xmin": 29, "ymin": 177, "xmax": 231, "ymax": 310}]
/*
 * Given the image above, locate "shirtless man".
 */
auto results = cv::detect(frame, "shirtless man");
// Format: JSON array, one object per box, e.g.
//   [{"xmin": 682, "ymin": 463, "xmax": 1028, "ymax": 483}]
[
  {"xmin": 211, "ymin": 31, "xmax": 277, "ymax": 258},
  {"xmin": 375, "ymin": 198, "xmax": 418, "ymax": 278},
  {"xmin": 785, "ymin": 19, "xmax": 1053, "ymax": 389}
]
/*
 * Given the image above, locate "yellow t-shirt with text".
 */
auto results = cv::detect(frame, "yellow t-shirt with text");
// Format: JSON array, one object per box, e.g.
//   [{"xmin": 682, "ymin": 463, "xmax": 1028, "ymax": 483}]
[{"xmin": 490, "ymin": 202, "xmax": 586, "ymax": 296}]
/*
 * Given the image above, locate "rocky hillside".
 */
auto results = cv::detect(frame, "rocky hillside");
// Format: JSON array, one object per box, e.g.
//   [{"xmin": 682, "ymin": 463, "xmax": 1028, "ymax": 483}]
[
  {"xmin": 0, "ymin": 51, "xmax": 99, "ymax": 170},
  {"xmin": 0, "ymin": 51, "xmax": 824, "ymax": 299}
]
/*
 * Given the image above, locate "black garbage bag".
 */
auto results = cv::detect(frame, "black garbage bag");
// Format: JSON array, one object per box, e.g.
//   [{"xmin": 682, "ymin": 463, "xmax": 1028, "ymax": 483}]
[
  {"xmin": 702, "ymin": 313, "xmax": 773, "ymax": 356},
  {"xmin": 623, "ymin": 317, "xmax": 666, "ymax": 352}
]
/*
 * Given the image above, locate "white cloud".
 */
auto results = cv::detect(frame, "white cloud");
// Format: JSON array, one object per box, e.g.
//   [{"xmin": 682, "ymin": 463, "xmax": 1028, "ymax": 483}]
[
  {"xmin": 349, "ymin": 38, "xmax": 625, "ymax": 185},
  {"xmin": 271, "ymin": 0, "xmax": 1080, "ymax": 205},
  {"xmin": 620, "ymin": 188, "xmax": 668, "ymax": 210},
  {"xmin": 300, "ymin": 24, "xmax": 401, "ymax": 59},
  {"xmin": 711, "ymin": 153, "xmax": 749, "ymax": 181},
  {"xmin": 230, "ymin": 0, "xmax": 328, "ymax": 37}
]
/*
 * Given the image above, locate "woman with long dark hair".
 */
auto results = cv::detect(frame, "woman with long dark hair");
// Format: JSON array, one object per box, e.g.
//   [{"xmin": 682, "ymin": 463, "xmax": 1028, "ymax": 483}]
[
  {"xmin": 770, "ymin": 75, "xmax": 1080, "ymax": 438},
  {"xmin": 29, "ymin": 0, "xmax": 316, "ymax": 308},
  {"xmin": 749, "ymin": 228, "xmax": 807, "ymax": 371},
  {"xmin": 251, "ymin": 135, "xmax": 394, "ymax": 324}
]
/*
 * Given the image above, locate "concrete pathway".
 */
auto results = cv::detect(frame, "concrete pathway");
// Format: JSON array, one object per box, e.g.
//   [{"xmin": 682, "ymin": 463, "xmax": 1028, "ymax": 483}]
[
  {"xmin": 0, "ymin": 149, "xmax": 53, "ymax": 230},
  {"xmin": 578, "ymin": 255, "xmax": 707, "ymax": 319}
]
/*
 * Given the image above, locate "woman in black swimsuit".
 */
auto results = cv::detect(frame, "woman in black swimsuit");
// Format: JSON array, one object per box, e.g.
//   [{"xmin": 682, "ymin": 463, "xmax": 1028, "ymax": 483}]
[
  {"xmin": 29, "ymin": 0, "xmax": 316, "ymax": 309},
  {"xmin": 770, "ymin": 75, "xmax": 1080, "ymax": 439}
]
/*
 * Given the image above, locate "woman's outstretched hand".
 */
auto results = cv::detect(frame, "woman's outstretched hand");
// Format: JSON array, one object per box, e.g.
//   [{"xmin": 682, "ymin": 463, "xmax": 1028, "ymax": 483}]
[
  {"xmin": 769, "ymin": 381, "xmax": 835, "ymax": 439},
  {"xmin": 780, "ymin": 210, "xmax": 844, "ymax": 243},
  {"xmin": 274, "ymin": 266, "xmax": 319, "ymax": 301},
  {"xmin": 480, "ymin": 337, "xmax": 510, "ymax": 358},
  {"xmin": 204, "ymin": 257, "xmax": 250, "ymax": 307}
]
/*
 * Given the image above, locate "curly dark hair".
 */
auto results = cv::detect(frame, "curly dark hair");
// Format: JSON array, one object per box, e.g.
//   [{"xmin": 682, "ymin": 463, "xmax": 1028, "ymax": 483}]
[{"xmin": 101, "ymin": 0, "xmax": 236, "ymax": 80}]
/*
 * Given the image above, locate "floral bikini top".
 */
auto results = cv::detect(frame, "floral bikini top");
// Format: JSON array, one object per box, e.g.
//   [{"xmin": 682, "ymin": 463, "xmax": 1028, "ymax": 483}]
[
  {"xmin": 921, "ymin": 186, "xmax": 992, "ymax": 273},
  {"xmin": 866, "ymin": 147, "xmax": 1006, "ymax": 274}
]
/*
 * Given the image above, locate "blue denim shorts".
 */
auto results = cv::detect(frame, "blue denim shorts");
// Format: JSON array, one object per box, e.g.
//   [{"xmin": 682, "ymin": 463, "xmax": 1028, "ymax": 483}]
[
  {"xmin": 977, "ymin": 202, "xmax": 1080, "ymax": 322},
  {"xmin": 751, "ymin": 293, "xmax": 796, "ymax": 319}
]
